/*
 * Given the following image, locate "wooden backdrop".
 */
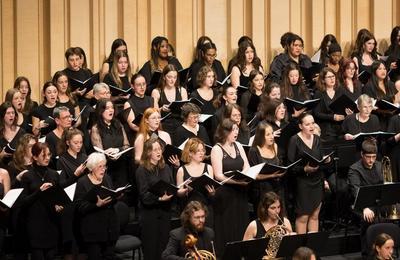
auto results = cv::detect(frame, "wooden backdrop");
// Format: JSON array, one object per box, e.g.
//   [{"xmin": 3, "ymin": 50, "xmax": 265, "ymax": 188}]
[{"xmin": 0, "ymin": 0, "xmax": 398, "ymax": 101}]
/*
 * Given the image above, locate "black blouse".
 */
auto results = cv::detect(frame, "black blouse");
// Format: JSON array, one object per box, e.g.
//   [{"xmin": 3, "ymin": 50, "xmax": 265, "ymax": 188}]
[
  {"xmin": 341, "ymin": 113, "xmax": 380, "ymax": 135},
  {"xmin": 57, "ymin": 151, "xmax": 88, "ymax": 187},
  {"xmin": 172, "ymin": 124, "xmax": 211, "ymax": 147}
]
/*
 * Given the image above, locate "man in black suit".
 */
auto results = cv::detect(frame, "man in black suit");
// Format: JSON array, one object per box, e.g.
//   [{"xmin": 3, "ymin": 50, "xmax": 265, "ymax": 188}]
[{"xmin": 162, "ymin": 201, "xmax": 215, "ymax": 260}]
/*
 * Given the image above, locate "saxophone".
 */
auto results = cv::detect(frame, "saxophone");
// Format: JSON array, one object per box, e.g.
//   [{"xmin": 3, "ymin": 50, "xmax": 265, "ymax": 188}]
[
  {"xmin": 382, "ymin": 156, "xmax": 400, "ymax": 220},
  {"xmin": 184, "ymin": 234, "xmax": 216, "ymax": 260},
  {"xmin": 263, "ymin": 214, "xmax": 288, "ymax": 259}
]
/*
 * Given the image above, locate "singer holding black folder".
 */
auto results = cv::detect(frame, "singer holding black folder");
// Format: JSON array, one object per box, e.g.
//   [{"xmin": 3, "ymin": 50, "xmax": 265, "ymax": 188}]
[
  {"xmin": 19, "ymin": 142, "xmax": 62, "ymax": 260},
  {"xmin": 189, "ymin": 65, "xmax": 218, "ymax": 115},
  {"xmin": 337, "ymin": 58, "xmax": 362, "ymax": 101},
  {"xmin": 52, "ymin": 70, "xmax": 82, "ymax": 127},
  {"xmin": 248, "ymin": 122, "xmax": 284, "ymax": 212},
  {"xmin": 5, "ymin": 88, "xmax": 32, "ymax": 134},
  {"xmin": 287, "ymin": 113, "xmax": 331, "ymax": 234},
  {"xmin": 280, "ymin": 63, "xmax": 311, "ymax": 110},
  {"xmin": 313, "ymin": 67, "xmax": 345, "ymax": 142},
  {"xmin": 342, "ymin": 94, "xmax": 380, "ymax": 140},
  {"xmin": 136, "ymin": 138, "xmax": 174, "ymax": 260},
  {"xmin": 103, "ymin": 50, "xmax": 132, "ymax": 104},
  {"xmin": 176, "ymin": 138, "xmax": 214, "ymax": 224},
  {"xmin": 151, "ymin": 64, "xmax": 188, "ymax": 135},
  {"xmin": 139, "ymin": 36, "xmax": 183, "ymax": 94},
  {"xmin": 362, "ymin": 60, "xmax": 398, "ymax": 131},
  {"xmin": 211, "ymin": 118, "xmax": 250, "ymax": 256},
  {"xmin": 13, "ymin": 76, "xmax": 39, "ymax": 118},
  {"xmin": 240, "ymin": 70, "xmax": 265, "ymax": 122},
  {"xmin": 74, "ymin": 152, "xmax": 119, "ymax": 260},
  {"xmin": 123, "ymin": 73, "xmax": 154, "ymax": 144},
  {"xmin": 90, "ymin": 99, "xmax": 130, "ymax": 187},
  {"xmin": 31, "ymin": 82, "xmax": 59, "ymax": 137}
]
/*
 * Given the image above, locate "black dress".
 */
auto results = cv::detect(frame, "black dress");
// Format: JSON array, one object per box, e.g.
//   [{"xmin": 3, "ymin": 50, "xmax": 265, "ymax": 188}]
[
  {"xmin": 157, "ymin": 87, "xmax": 184, "ymax": 135},
  {"xmin": 313, "ymin": 89, "xmax": 344, "ymax": 142},
  {"xmin": 136, "ymin": 164, "xmax": 174, "ymax": 260},
  {"xmin": 254, "ymin": 219, "xmax": 267, "ymax": 238},
  {"xmin": 213, "ymin": 143, "xmax": 249, "ymax": 256},
  {"xmin": 20, "ymin": 165, "xmax": 61, "ymax": 252},
  {"xmin": 31, "ymin": 104, "xmax": 58, "ymax": 136},
  {"xmin": 362, "ymin": 80, "xmax": 397, "ymax": 131},
  {"xmin": 341, "ymin": 113, "xmax": 381, "ymax": 135},
  {"xmin": 56, "ymin": 151, "xmax": 87, "ymax": 254},
  {"xmin": 248, "ymin": 146, "xmax": 284, "ymax": 209},
  {"xmin": 189, "ymin": 89, "xmax": 217, "ymax": 115},
  {"xmin": 339, "ymin": 83, "xmax": 362, "ymax": 102},
  {"xmin": 139, "ymin": 56, "xmax": 183, "ymax": 94},
  {"xmin": 0, "ymin": 128, "xmax": 25, "ymax": 166},
  {"xmin": 92, "ymin": 122, "xmax": 130, "ymax": 187},
  {"xmin": 125, "ymin": 94, "xmax": 154, "ymax": 145},
  {"xmin": 188, "ymin": 60, "xmax": 226, "ymax": 93},
  {"xmin": 74, "ymin": 174, "xmax": 120, "ymax": 259},
  {"xmin": 287, "ymin": 134, "xmax": 326, "ymax": 215},
  {"xmin": 172, "ymin": 124, "xmax": 211, "ymax": 147},
  {"xmin": 45, "ymin": 131, "xmax": 61, "ymax": 169},
  {"xmin": 240, "ymin": 91, "xmax": 261, "ymax": 123}
]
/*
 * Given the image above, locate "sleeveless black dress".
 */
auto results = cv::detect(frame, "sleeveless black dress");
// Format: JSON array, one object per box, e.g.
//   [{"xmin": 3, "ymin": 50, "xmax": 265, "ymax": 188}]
[
  {"xmin": 214, "ymin": 143, "xmax": 249, "ymax": 256},
  {"xmin": 158, "ymin": 88, "xmax": 183, "ymax": 135}
]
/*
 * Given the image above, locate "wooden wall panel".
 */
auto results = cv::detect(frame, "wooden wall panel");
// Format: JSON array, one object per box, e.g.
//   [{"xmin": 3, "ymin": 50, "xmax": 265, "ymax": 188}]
[{"xmin": 0, "ymin": 0, "xmax": 398, "ymax": 100}]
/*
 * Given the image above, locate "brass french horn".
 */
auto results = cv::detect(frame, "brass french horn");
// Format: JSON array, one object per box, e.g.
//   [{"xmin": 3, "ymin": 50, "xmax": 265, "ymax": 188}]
[{"xmin": 184, "ymin": 234, "xmax": 216, "ymax": 260}]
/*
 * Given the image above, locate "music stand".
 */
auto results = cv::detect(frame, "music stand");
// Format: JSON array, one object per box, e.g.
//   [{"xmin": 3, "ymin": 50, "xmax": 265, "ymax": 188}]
[
  {"xmin": 275, "ymin": 232, "xmax": 329, "ymax": 259},
  {"xmin": 222, "ymin": 237, "xmax": 269, "ymax": 260},
  {"xmin": 353, "ymin": 183, "xmax": 400, "ymax": 221}
]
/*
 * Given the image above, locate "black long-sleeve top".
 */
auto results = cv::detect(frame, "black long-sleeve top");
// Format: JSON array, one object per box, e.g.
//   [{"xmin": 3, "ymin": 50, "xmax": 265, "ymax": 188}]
[
  {"xmin": 74, "ymin": 174, "xmax": 120, "ymax": 242},
  {"xmin": 172, "ymin": 124, "xmax": 211, "ymax": 147},
  {"xmin": 347, "ymin": 160, "xmax": 383, "ymax": 204},
  {"xmin": 341, "ymin": 113, "xmax": 381, "ymax": 135},
  {"xmin": 313, "ymin": 89, "xmax": 344, "ymax": 141},
  {"xmin": 136, "ymin": 164, "xmax": 174, "ymax": 210},
  {"xmin": 268, "ymin": 53, "xmax": 312, "ymax": 83},
  {"xmin": 56, "ymin": 151, "xmax": 88, "ymax": 188}
]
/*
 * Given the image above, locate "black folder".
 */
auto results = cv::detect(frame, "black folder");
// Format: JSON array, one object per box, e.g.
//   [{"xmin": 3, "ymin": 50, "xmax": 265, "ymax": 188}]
[
  {"xmin": 358, "ymin": 70, "xmax": 371, "ymax": 85},
  {"xmin": 68, "ymin": 73, "xmax": 99, "ymax": 93},
  {"xmin": 302, "ymin": 151, "xmax": 334, "ymax": 167},
  {"xmin": 178, "ymin": 67, "xmax": 191, "ymax": 85},
  {"xmin": 3, "ymin": 143, "xmax": 16, "ymax": 154},
  {"xmin": 41, "ymin": 185, "xmax": 73, "ymax": 206},
  {"xmin": 132, "ymin": 113, "xmax": 143, "ymax": 126},
  {"xmin": 188, "ymin": 174, "xmax": 227, "ymax": 194},
  {"xmin": 163, "ymin": 144, "xmax": 182, "ymax": 163},
  {"xmin": 216, "ymin": 73, "xmax": 232, "ymax": 87},
  {"xmin": 352, "ymin": 131, "xmax": 396, "ymax": 144},
  {"xmin": 84, "ymin": 184, "xmax": 132, "ymax": 201},
  {"xmin": 284, "ymin": 98, "xmax": 320, "ymax": 112},
  {"xmin": 375, "ymin": 99, "xmax": 400, "ymax": 114},
  {"xmin": 329, "ymin": 94, "xmax": 358, "ymax": 115},
  {"xmin": 167, "ymin": 98, "xmax": 204, "ymax": 114},
  {"xmin": 150, "ymin": 71, "xmax": 162, "ymax": 85},
  {"xmin": 275, "ymin": 121, "xmax": 300, "ymax": 150},
  {"xmin": 108, "ymin": 84, "xmax": 132, "ymax": 96},
  {"xmin": 247, "ymin": 93, "xmax": 261, "ymax": 113},
  {"xmin": 260, "ymin": 159, "xmax": 302, "ymax": 175},
  {"xmin": 148, "ymin": 179, "xmax": 179, "ymax": 196},
  {"xmin": 300, "ymin": 62, "xmax": 325, "ymax": 85}
]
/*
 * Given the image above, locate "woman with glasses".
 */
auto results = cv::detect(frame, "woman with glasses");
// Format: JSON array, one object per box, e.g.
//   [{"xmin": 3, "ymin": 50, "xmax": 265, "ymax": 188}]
[
  {"xmin": 188, "ymin": 40, "xmax": 226, "ymax": 93},
  {"xmin": 90, "ymin": 99, "xmax": 130, "ymax": 187},
  {"xmin": 136, "ymin": 138, "xmax": 175, "ymax": 260},
  {"xmin": 134, "ymin": 107, "xmax": 172, "ymax": 164},
  {"xmin": 313, "ymin": 67, "xmax": 345, "ymax": 142},
  {"xmin": 172, "ymin": 103, "xmax": 210, "ymax": 147},
  {"xmin": 75, "ymin": 152, "xmax": 120, "ymax": 260},
  {"xmin": 123, "ymin": 73, "xmax": 154, "ymax": 145},
  {"xmin": 19, "ymin": 142, "xmax": 63, "ymax": 260}
]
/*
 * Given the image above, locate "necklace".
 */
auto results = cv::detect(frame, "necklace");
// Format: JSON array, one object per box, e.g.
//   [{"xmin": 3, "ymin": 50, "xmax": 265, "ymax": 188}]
[{"xmin": 36, "ymin": 170, "xmax": 46, "ymax": 182}]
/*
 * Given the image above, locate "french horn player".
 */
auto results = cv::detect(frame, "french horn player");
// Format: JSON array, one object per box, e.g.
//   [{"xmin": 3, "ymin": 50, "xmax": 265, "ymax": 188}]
[{"xmin": 243, "ymin": 191, "xmax": 294, "ymax": 259}]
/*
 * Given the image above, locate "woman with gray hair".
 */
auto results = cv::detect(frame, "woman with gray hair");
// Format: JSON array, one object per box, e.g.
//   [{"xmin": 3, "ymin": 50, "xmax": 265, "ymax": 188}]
[{"xmin": 74, "ymin": 152, "xmax": 120, "ymax": 260}]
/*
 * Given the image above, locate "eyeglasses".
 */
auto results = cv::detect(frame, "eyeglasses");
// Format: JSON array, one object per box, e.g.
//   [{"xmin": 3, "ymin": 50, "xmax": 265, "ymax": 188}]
[
  {"xmin": 149, "ymin": 116, "xmax": 161, "ymax": 121},
  {"xmin": 325, "ymin": 75, "xmax": 335, "ymax": 79}
]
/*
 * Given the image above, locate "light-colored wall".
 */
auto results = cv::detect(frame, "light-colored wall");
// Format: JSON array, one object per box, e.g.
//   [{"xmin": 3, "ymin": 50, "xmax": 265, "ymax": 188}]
[{"xmin": 0, "ymin": 0, "xmax": 398, "ymax": 101}]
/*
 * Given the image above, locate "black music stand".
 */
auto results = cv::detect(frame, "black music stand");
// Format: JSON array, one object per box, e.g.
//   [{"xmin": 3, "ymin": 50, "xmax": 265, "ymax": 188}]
[
  {"xmin": 222, "ymin": 237, "xmax": 269, "ymax": 260},
  {"xmin": 353, "ymin": 183, "xmax": 400, "ymax": 221},
  {"xmin": 275, "ymin": 232, "xmax": 329, "ymax": 259}
]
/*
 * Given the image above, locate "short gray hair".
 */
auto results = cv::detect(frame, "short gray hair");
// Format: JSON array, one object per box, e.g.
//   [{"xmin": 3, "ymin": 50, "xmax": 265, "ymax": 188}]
[
  {"xmin": 93, "ymin": 83, "xmax": 110, "ymax": 95},
  {"xmin": 53, "ymin": 106, "xmax": 70, "ymax": 119},
  {"xmin": 86, "ymin": 152, "xmax": 106, "ymax": 171}
]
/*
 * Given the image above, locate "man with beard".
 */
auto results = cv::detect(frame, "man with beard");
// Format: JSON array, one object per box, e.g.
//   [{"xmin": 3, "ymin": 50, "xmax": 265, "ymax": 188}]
[{"xmin": 162, "ymin": 201, "xmax": 215, "ymax": 260}]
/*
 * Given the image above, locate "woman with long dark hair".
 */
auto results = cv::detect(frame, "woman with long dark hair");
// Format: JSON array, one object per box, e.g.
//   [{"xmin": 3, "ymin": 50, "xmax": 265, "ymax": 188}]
[{"xmin": 90, "ymin": 99, "xmax": 130, "ymax": 187}]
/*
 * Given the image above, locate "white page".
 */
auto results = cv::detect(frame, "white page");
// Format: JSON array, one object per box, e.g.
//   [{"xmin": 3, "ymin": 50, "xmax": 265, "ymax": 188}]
[
  {"xmin": 64, "ymin": 183, "xmax": 76, "ymax": 202},
  {"xmin": 1, "ymin": 188, "xmax": 23, "ymax": 208}
]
